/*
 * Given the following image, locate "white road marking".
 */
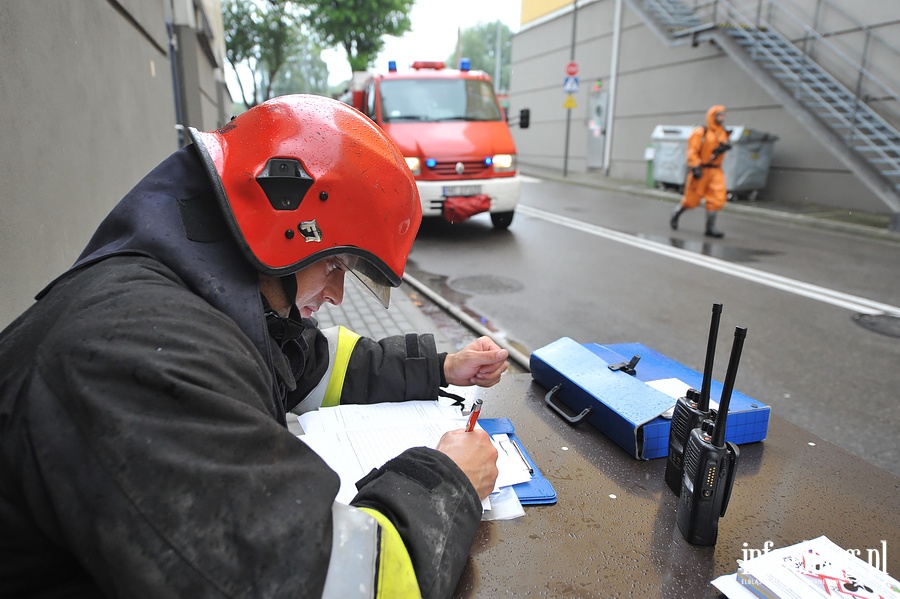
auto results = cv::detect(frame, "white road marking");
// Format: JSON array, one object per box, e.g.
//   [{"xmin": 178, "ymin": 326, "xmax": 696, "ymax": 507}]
[{"xmin": 517, "ymin": 205, "xmax": 900, "ymax": 316}]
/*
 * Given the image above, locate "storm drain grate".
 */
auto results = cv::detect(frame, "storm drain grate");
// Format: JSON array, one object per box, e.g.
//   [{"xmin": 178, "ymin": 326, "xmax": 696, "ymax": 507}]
[
  {"xmin": 448, "ymin": 275, "xmax": 524, "ymax": 295},
  {"xmin": 852, "ymin": 314, "xmax": 900, "ymax": 338}
]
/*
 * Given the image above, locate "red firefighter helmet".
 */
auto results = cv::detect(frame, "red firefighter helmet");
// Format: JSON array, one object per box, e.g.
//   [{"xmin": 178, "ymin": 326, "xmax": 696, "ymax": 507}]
[{"xmin": 188, "ymin": 94, "xmax": 421, "ymax": 307}]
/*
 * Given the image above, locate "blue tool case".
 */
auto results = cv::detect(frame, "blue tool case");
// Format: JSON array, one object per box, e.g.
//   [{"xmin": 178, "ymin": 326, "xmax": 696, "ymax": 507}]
[{"xmin": 530, "ymin": 338, "xmax": 770, "ymax": 459}]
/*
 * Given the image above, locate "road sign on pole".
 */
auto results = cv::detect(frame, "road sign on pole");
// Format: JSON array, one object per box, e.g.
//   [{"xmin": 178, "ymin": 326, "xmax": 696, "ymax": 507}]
[
  {"xmin": 564, "ymin": 94, "xmax": 577, "ymax": 109},
  {"xmin": 566, "ymin": 61, "xmax": 579, "ymax": 77},
  {"xmin": 563, "ymin": 76, "xmax": 579, "ymax": 94}
]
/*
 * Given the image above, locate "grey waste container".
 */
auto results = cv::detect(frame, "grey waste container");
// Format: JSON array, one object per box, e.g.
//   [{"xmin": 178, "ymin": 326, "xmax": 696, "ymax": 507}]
[
  {"xmin": 650, "ymin": 125, "xmax": 693, "ymax": 191},
  {"xmin": 721, "ymin": 126, "xmax": 779, "ymax": 201},
  {"xmin": 649, "ymin": 125, "xmax": 778, "ymax": 199}
]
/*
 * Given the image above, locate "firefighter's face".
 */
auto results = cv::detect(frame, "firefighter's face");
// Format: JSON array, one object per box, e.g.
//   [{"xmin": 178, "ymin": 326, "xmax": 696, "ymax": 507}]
[
  {"xmin": 292, "ymin": 256, "xmax": 348, "ymax": 318},
  {"xmin": 259, "ymin": 256, "xmax": 347, "ymax": 319}
]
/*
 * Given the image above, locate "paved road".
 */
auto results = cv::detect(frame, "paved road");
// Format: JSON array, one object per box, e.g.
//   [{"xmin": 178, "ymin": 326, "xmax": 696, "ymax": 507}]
[{"xmin": 402, "ymin": 176, "xmax": 900, "ymax": 477}]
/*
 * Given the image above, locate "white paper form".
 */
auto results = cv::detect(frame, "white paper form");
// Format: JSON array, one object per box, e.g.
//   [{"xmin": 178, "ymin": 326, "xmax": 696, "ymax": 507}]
[
  {"xmin": 298, "ymin": 401, "xmax": 466, "ymax": 504},
  {"xmin": 481, "ymin": 486, "xmax": 525, "ymax": 521},
  {"xmin": 646, "ymin": 377, "xmax": 721, "ymax": 419},
  {"xmin": 735, "ymin": 536, "xmax": 899, "ymax": 598},
  {"xmin": 297, "ymin": 401, "xmax": 529, "ymax": 518},
  {"xmin": 492, "ymin": 433, "xmax": 533, "ymax": 488},
  {"xmin": 300, "ymin": 422, "xmax": 460, "ymax": 504},
  {"xmin": 298, "ymin": 400, "xmax": 464, "ymax": 435}
]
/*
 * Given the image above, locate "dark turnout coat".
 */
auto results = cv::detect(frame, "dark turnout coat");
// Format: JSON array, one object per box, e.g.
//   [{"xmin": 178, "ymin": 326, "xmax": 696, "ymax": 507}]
[{"xmin": 0, "ymin": 145, "xmax": 481, "ymax": 598}]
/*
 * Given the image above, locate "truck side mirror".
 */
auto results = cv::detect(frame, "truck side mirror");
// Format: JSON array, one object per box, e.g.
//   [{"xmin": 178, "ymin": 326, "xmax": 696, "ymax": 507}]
[{"xmin": 519, "ymin": 108, "xmax": 530, "ymax": 129}]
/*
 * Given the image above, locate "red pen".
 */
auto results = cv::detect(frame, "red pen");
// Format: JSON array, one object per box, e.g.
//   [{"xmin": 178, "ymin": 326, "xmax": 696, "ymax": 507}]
[{"xmin": 465, "ymin": 398, "xmax": 483, "ymax": 432}]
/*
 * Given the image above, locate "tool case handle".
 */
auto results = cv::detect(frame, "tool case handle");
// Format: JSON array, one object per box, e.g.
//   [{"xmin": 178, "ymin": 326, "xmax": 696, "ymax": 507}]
[{"xmin": 544, "ymin": 384, "xmax": 592, "ymax": 425}]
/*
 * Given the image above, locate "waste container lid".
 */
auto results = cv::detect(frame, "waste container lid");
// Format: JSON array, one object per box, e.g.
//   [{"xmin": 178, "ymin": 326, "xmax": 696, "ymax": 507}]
[
  {"xmin": 651, "ymin": 125, "xmax": 779, "ymax": 143},
  {"xmin": 728, "ymin": 126, "xmax": 779, "ymax": 142},
  {"xmin": 650, "ymin": 125, "xmax": 694, "ymax": 140}
]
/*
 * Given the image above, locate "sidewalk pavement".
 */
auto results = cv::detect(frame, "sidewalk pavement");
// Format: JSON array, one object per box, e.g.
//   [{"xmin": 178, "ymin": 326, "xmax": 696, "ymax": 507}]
[
  {"xmin": 314, "ymin": 280, "xmax": 464, "ymax": 355},
  {"xmin": 288, "ymin": 282, "xmax": 455, "ymax": 435}
]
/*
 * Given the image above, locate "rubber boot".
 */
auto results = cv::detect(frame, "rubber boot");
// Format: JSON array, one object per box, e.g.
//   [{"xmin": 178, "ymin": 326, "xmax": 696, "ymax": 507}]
[
  {"xmin": 705, "ymin": 211, "xmax": 724, "ymax": 238},
  {"xmin": 670, "ymin": 206, "xmax": 686, "ymax": 230}
]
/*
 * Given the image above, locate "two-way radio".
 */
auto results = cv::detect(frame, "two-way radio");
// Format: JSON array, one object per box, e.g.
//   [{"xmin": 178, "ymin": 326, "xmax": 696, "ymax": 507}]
[
  {"xmin": 676, "ymin": 326, "xmax": 746, "ymax": 546},
  {"xmin": 664, "ymin": 303, "xmax": 723, "ymax": 495}
]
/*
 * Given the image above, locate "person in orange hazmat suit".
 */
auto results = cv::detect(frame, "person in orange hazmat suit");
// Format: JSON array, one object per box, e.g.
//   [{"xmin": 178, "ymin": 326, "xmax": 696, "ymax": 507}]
[{"xmin": 670, "ymin": 105, "xmax": 732, "ymax": 238}]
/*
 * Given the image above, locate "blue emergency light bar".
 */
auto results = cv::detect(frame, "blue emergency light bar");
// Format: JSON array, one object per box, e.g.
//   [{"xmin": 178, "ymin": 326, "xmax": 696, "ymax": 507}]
[
  {"xmin": 460, "ymin": 58, "xmax": 471, "ymax": 71},
  {"xmin": 388, "ymin": 60, "xmax": 397, "ymax": 72}
]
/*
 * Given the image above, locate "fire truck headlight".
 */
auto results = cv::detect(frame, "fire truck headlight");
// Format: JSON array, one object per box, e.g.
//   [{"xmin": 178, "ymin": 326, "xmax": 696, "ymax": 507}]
[
  {"xmin": 492, "ymin": 154, "xmax": 515, "ymax": 172},
  {"xmin": 404, "ymin": 157, "xmax": 421, "ymax": 176}
]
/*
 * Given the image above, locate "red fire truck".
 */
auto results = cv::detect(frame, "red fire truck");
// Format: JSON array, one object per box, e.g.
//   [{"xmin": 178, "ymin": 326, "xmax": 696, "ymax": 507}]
[{"xmin": 344, "ymin": 59, "xmax": 529, "ymax": 229}]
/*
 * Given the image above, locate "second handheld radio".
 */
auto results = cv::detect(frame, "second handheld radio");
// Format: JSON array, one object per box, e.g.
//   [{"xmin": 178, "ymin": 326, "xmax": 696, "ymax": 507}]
[{"xmin": 675, "ymin": 326, "xmax": 746, "ymax": 546}]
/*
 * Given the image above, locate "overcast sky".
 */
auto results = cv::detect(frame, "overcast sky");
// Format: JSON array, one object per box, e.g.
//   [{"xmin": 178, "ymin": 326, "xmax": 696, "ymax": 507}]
[{"xmin": 322, "ymin": 0, "xmax": 523, "ymax": 85}]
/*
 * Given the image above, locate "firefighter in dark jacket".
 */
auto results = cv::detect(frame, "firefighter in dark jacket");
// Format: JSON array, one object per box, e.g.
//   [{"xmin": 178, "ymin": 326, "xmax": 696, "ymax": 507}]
[
  {"xmin": 670, "ymin": 104, "xmax": 732, "ymax": 238},
  {"xmin": 0, "ymin": 95, "xmax": 506, "ymax": 598}
]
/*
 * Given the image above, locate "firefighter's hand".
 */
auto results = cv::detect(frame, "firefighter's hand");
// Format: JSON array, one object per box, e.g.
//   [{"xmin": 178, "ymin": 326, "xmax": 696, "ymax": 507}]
[
  {"xmin": 692, "ymin": 166, "xmax": 703, "ymax": 179},
  {"xmin": 437, "ymin": 429, "xmax": 499, "ymax": 500},
  {"xmin": 444, "ymin": 336, "xmax": 509, "ymax": 387}
]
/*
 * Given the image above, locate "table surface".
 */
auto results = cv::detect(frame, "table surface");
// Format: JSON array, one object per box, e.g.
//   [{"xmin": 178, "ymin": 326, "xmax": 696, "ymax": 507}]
[{"xmin": 452, "ymin": 374, "xmax": 900, "ymax": 598}]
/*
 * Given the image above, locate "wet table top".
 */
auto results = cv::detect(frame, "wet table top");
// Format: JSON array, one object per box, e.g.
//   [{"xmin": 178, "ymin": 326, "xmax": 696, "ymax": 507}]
[{"xmin": 453, "ymin": 374, "xmax": 899, "ymax": 598}]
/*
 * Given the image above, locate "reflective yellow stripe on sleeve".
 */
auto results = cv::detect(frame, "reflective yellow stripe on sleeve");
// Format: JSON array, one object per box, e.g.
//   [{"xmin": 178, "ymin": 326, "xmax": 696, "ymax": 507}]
[
  {"xmin": 358, "ymin": 507, "xmax": 421, "ymax": 599},
  {"xmin": 322, "ymin": 503, "xmax": 421, "ymax": 598},
  {"xmin": 321, "ymin": 326, "xmax": 361, "ymax": 408}
]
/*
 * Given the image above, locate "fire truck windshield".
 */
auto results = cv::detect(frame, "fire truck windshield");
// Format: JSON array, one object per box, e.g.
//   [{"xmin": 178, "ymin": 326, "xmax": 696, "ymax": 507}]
[{"xmin": 379, "ymin": 78, "xmax": 503, "ymax": 123}]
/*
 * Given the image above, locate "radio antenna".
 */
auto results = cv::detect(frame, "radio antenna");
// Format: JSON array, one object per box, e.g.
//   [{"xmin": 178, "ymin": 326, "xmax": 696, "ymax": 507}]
[
  {"xmin": 711, "ymin": 327, "xmax": 747, "ymax": 447},
  {"xmin": 699, "ymin": 303, "xmax": 723, "ymax": 412}
]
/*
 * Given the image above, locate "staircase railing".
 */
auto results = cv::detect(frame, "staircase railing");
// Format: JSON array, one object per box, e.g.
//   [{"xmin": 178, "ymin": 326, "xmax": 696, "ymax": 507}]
[{"xmin": 691, "ymin": 0, "xmax": 900, "ymax": 132}]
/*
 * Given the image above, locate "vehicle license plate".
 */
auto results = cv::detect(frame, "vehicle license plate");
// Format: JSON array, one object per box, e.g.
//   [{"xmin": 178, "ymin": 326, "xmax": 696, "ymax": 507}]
[{"xmin": 442, "ymin": 185, "xmax": 482, "ymax": 197}]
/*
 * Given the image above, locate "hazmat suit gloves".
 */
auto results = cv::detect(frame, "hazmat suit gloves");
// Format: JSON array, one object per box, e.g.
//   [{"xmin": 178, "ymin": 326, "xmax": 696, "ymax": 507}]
[
  {"xmin": 692, "ymin": 167, "xmax": 703, "ymax": 179},
  {"xmin": 712, "ymin": 142, "xmax": 732, "ymax": 158}
]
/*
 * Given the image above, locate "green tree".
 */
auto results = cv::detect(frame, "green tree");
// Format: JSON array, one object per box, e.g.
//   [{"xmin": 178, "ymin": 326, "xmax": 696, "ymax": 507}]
[
  {"xmin": 223, "ymin": 0, "xmax": 324, "ymax": 109},
  {"xmin": 447, "ymin": 21, "xmax": 512, "ymax": 92},
  {"xmin": 305, "ymin": 0, "xmax": 415, "ymax": 72},
  {"xmin": 270, "ymin": 37, "xmax": 330, "ymax": 98}
]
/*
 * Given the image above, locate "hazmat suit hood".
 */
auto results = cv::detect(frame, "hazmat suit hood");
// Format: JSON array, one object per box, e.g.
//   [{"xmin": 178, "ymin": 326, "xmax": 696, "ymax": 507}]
[{"xmin": 706, "ymin": 105, "xmax": 726, "ymax": 131}]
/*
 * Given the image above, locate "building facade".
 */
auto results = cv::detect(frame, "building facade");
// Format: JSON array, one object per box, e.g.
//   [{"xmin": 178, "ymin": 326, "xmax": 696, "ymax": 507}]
[
  {"xmin": 0, "ymin": 0, "xmax": 229, "ymax": 328},
  {"xmin": 509, "ymin": 0, "xmax": 900, "ymax": 215}
]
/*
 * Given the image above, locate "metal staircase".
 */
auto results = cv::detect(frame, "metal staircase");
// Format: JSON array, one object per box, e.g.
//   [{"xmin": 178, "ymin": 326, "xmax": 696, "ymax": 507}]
[
  {"xmin": 626, "ymin": 0, "xmax": 900, "ymax": 231},
  {"xmin": 633, "ymin": 0, "xmax": 714, "ymax": 42}
]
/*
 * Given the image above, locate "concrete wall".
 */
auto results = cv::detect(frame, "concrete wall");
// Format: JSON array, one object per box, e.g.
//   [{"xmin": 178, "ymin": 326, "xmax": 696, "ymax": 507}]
[
  {"xmin": 173, "ymin": 0, "xmax": 231, "ymax": 134},
  {"xmin": 509, "ymin": 0, "xmax": 898, "ymax": 214},
  {"xmin": 0, "ymin": 0, "xmax": 228, "ymax": 329}
]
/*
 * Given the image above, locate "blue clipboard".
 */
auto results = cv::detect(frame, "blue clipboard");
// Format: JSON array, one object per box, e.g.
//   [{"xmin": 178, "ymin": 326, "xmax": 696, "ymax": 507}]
[{"xmin": 480, "ymin": 418, "xmax": 557, "ymax": 505}]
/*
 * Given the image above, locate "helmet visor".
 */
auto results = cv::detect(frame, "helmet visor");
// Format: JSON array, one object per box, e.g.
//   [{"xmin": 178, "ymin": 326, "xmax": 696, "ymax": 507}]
[{"xmin": 336, "ymin": 255, "xmax": 393, "ymax": 309}]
